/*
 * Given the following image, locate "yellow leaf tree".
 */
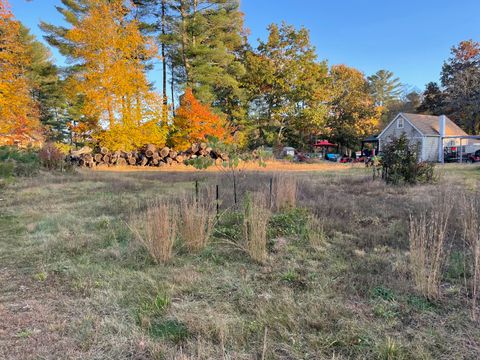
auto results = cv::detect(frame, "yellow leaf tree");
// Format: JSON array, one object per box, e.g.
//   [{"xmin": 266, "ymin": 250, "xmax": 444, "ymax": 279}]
[
  {"xmin": 0, "ymin": 0, "xmax": 42, "ymax": 146},
  {"xmin": 66, "ymin": 0, "xmax": 166, "ymax": 151}
]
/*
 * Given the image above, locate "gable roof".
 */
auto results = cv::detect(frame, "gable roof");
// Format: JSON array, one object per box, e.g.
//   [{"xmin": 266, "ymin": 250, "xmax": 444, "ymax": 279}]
[{"xmin": 400, "ymin": 113, "xmax": 467, "ymax": 137}]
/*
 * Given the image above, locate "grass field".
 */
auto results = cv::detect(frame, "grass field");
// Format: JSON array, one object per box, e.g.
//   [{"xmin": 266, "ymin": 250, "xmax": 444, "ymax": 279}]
[{"xmin": 1, "ymin": 164, "xmax": 480, "ymax": 359}]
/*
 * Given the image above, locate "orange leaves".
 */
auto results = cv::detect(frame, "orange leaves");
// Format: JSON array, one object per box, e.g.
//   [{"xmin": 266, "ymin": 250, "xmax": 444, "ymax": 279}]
[
  {"xmin": 0, "ymin": 0, "xmax": 42, "ymax": 145},
  {"xmin": 171, "ymin": 89, "xmax": 232, "ymax": 151}
]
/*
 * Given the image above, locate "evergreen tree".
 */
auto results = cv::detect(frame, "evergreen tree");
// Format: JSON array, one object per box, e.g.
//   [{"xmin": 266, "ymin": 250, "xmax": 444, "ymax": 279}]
[
  {"xmin": 19, "ymin": 25, "xmax": 69, "ymax": 142},
  {"xmin": 417, "ymin": 82, "xmax": 445, "ymax": 115},
  {"xmin": 368, "ymin": 69, "xmax": 403, "ymax": 107},
  {"xmin": 170, "ymin": 0, "xmax": 247, "ymax": 124}
]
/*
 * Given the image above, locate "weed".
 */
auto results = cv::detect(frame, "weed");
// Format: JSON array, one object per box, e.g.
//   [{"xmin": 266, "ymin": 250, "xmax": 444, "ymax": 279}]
[
  {"xmin": 129, "ymin": 199, "xmax": 177, "ymax": 264},
  {"xmin": 372, "ymin": 286, "xmax": 396, "ymax": 301},
  {"xmin": 409, "ymin": 192, "xmax": 452, "ymax": 300},
  {"xmin": 243, "ymin": 192, "xmax": 270, "ymax": 263},
  {"xmin": 268, "ymin": 207, "xmax": 310, "ymax": 241},
  {"xmin": 148, "ymin": 319, "xmax": 189, "ymax": 342},
  {"xmin": 377, "ymin": 337, "xmax": 403, "ymax": 359},
  {"xmin": 272, "ymin": 175, "xmax": 297, "ymax": 210},
  {"xmin": 179, "ymin": 196, "xmax": 215, "ymax": 252}
]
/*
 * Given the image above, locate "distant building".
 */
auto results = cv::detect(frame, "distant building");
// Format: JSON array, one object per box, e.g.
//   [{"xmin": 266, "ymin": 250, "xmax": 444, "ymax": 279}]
[{"xmin": 377, "ymin": 113, "xmax": 468, "ymax": 162}]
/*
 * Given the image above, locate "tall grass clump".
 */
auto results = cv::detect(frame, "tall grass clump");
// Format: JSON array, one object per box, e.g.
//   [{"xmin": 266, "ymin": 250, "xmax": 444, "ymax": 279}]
[
  {"xmin": 243, "ymin": 193, "xmax": 271, "ymax": 263},
  {"xmin": 179, "ymin": 196, "xmax": 215, "ymax": 252},
  {"xmin": 129, "ymin": 200, "xmax": 177, "ymax": 264},
  {"xmin": 409, "ymin": 194, "xmax": 451, "ymax": 300},
  {"xmin": 272, "ymin": 175, "xmax": 297, "ymax": 210},
  {"xmin": 460, "ymin": 192, "xmax": 480, "ymax": 321}
]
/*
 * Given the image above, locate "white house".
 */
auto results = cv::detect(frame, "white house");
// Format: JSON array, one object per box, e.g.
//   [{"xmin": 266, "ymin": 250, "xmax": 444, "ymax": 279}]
[{"xmin": 377, "ymin": 113, "xmax": 468, "ymax": 162}]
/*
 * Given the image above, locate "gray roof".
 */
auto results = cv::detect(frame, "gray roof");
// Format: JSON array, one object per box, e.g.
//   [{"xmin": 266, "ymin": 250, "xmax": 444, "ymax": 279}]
[{"xmin": 401, "ymin": 113, "xmax": 467, "ymax": 137}]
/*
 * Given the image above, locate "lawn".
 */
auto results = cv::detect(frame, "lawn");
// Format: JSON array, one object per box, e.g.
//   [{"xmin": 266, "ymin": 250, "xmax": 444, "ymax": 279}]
[{"xmin": 1, "ymin": 165, "xmax": 480, "ymax": 359}]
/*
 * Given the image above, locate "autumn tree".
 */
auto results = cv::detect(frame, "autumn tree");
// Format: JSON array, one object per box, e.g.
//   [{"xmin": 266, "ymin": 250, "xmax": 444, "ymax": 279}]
[
  {"xmin": 0, "ymin": 0, "xmax": 42, "ymax": 145},
  {"xmin": 44, "ymin": 0, "xmax": 167, "ymax": 151},
  {"xmin": 327, "ymin": 65, "xmax": 380, "ymax": 149},
  {"xmin": 441, "ymin": 40, "xmax": 480, "ymax": 134},
  {"xmin": 170, "ymin": 88, "xmax": 232, "ymax": 150},
  {"xmin": 244, "ymin": 23, "xmax": 329, "ymax": 148}
]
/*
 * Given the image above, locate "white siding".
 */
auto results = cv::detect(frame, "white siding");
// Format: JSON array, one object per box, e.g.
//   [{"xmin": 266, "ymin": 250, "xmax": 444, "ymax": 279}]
[
  {"xmin": 378, "ymin": 115, "xmax": 423, "ymax": 152},
  {"xmin": 422, "ymin": 136, "xmax": 440, "ymax": 162}
]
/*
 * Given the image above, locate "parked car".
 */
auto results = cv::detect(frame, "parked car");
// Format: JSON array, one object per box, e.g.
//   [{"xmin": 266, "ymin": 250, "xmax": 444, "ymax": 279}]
[
  {"xmin": 326, "ymin": 153, "xmax": 341, "ymax": 162},
  {"xmin": 468, "ymin": 150, "xmax": 480, "ymax": 163}
]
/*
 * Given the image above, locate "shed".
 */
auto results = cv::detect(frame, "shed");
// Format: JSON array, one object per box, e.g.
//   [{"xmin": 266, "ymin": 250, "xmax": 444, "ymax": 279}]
[{"xmin": 377, "ymin": 113, "xmax": 468, "ymax": 162}]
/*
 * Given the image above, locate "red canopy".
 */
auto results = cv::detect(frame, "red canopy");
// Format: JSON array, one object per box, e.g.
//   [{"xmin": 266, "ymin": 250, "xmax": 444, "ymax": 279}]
[{"xmin": 314, "ymin": 140, "xmax": 337, "ymax": 147}]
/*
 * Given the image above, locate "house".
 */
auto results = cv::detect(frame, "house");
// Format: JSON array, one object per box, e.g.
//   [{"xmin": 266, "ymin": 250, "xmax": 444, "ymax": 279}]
[{"xmin": 377, "ymin": 113, "xmax": 468, "ymax": 162}]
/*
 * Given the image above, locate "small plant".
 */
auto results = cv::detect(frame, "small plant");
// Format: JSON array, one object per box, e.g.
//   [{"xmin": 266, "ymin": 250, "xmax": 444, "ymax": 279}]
[
  {"xmin": 307, "ymin": 215, "xmax": 326, "ymax": 250},
  {"xmin": 409, "ymin": 193, "xmax": 451, "ymax": 300},
  {"xmin": 179, "ymin": 196, "xmax": 215, "ymax": 252},
  {"xmin": 377, "ymin": 337, "xmax": 402, "ymax": 360},
  {"xmin": 129, "ymin": 199, "xmax": 177, "ymax": 264},
  {"xmin": 243, "ymin": 192, "xmax": 271, "ymax": 263}
]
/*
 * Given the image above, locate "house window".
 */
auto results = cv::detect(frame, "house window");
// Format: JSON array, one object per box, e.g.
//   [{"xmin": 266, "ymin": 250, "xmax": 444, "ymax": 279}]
[{"xmin": 397, "ymin": 118, "xmax": 404, "ymax": 129}]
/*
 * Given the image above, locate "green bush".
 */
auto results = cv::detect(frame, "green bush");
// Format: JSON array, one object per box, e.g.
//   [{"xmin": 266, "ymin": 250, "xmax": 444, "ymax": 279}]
[
  {"xmin": 381, "ymin": 134, "xmax": 435, "ymax": 185},
  {"xmin": 0, "ymin": 146, "xmax": 40, "ymax": 178}
]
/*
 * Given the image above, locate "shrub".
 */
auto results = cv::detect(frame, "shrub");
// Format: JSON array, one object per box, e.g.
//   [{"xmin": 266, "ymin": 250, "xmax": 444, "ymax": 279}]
[
  {"xmin": 38, "ymin": 143, "xmax": 66, "ymax": 170},
  {"xmin": 129, "ymin": 200, "xmax": 177, "ymax": 264},
  {"xmin": 381, "ymin": 134, "xmax": 435, "ymax": 185},
  {"xmin": 409, "ymin": 193, "xmax": 452, "ymax": 300},
  {"xmin": 179, "ymin": 197, "xmax": 215, "ymax": 252},
  {"xmin": 243, "ymin": 193, "xmax": 271, "ymax": 263},
  {"xmin": 0, "ymin": 146, "xmax": 40, "ymax": 177}
]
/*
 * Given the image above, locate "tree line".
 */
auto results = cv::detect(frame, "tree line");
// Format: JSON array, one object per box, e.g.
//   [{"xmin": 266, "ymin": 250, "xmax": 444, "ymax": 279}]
[{"xmin": 0, "ymin": 0, "xmax": 479, "ymax": 152}]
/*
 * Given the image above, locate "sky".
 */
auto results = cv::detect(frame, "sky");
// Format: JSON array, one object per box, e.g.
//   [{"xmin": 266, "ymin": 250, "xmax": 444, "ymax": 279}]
[{"xmin": 8, "ymin": 0, "xmax": 480, "ymax": 91}]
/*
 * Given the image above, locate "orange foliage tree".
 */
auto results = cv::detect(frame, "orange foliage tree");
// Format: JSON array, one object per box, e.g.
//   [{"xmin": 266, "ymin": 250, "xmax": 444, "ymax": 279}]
[
  {"xmin": 66, "ymin": 0, "xmax": 166, "ymax": 151},
  {"xmin": 171, "ymin": 88, "xmax": 232, "ymax": 151},
  {"xmin": 0, "ymin": 0, "xmax": 42, "ymax": 146}
]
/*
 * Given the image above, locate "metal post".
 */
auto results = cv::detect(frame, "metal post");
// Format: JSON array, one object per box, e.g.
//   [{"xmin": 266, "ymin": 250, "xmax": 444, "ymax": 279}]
[
  {"xmin": 460, "ymin": 138, "xmax": 463, "ymax": 163},
  {"xmin": 195, "ymin": 180, "xmax": 199, "ymax": 204},
  {"xmin": 269, "ymin": 177, "xmax": 273, "ymax": 209},
  {"xmin": 233, "ymin": 175, "xmax": 237, "ymax": 206},
  {"xmin": 216, "ymin": 184, "xmax": 219, "ymax": 217}
]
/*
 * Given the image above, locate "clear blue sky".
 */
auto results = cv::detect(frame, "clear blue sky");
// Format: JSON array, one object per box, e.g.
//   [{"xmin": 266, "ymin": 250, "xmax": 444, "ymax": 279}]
[{"xmin": 9, "ymin": 0, "xmax": 480, "ymax": 91}]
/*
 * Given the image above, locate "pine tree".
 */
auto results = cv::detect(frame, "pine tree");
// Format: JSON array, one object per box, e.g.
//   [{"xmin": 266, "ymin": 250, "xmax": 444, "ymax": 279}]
[
  {"xmin": 170, "ymin": 0, "xmax": 246, "ymax": 122},
  {"xmin": 0, "ymin": 0, "xmax": 42, "ymax": 145},
  {"xmin": 417, "ymin": 82, "xmax": 445, "ymax": 115},
  {"xmin": 19, "ymin": 25, "xmax": 69, "ymax": 142}
]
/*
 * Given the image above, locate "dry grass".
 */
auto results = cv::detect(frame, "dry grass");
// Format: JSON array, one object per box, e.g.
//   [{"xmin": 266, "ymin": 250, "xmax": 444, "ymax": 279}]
[
  {"xmin": 3, "ymin": 167, "xmax": 480, "ymax": 359},
  {"xmin": 129, "ymin": 199, "xmax": 177, "ymax": 263},
  {"xmin": 179, "ymin": 196, "xmax": 215, "ymax": 252},
  {"xmin": 409, "ymin": 192, "xmax": 452, "ymax": 300},
  {"xmin": 243, "ymin": 193, "xmax": 270, "ymax": 263},
  {"xmin": 272, "ymin": 174, "xmax": 297, "ymax": 210},
  {"xmin": 461, "ymin": 190, "xmax": 480, "ymax": 320}
]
